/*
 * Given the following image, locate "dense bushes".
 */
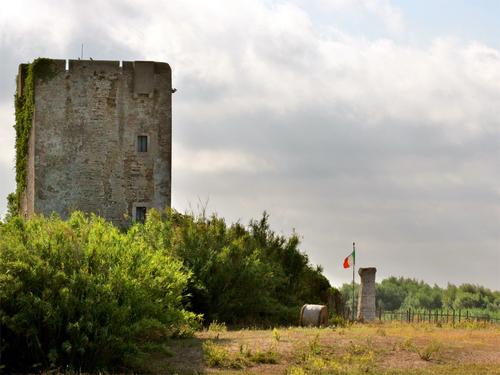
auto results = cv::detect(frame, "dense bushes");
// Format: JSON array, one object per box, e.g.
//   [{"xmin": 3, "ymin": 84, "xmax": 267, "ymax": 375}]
[
  {"xmin": 0, "ymin": 213, "xmax": 199, "ymax": 371},
  {"xmin": 0, "ymin": 209, "xmax": 331, "ymax": 371},
  {"xmin": 138, "ymin": 210, "xmax": 331, "ymax": 325}
]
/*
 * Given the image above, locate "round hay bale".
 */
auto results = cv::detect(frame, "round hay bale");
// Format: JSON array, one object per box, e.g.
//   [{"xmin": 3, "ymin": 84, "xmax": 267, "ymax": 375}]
[{"xmin": 299, "ymin": 304, "xmax": 329, "ymax": 327}]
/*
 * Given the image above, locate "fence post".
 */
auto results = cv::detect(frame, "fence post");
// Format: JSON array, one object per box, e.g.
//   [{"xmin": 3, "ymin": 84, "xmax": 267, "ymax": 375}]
[
  {"xmin": 466, "ymin": 310, "xmax": 469, "ymax": 321},
  {"xmin": 458, "ymin": 309, "xmax": 461, "ymax": 323},
  {"xmin": 453, "ymin": 309, "xmax": 456, "ymax": 325}
]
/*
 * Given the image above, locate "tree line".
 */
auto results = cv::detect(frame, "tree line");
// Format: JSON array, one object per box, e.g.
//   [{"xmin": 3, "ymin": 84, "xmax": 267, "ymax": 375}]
[{"xmin": 340, "ymin": 276, "xmax": 500, "ymax": 316}]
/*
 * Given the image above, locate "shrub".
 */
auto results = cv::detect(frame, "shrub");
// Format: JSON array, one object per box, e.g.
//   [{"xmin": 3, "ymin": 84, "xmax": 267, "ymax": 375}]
[
  {"xmin": 142, "ymin": 209, "xmax": 331, "ymax": 326},
  {"xmin": 0, "ymin": 213, "xmax": 199, "ymax": 372},
  {"xmin": 250, "ymin": 347, "xmax": 279, "ymax": 364},
  {"xmin": 329, "ymin": 315, "xmax": 347, "ymax": 328},
  {"xmin": 202, "ymin": 340, "xmax": 279, "ymax": 369},
  {"xmin": 202, "ymin": 340, "xmax": 233, "ymax": 368},
  {"xmin": 272, "ymin": 327, "xmax": 281, "ymax": 342},
  {"xmin": 208, "ymin": 320, "xmax": 227, "ymax": 333},
  {"xmin": 416, "ymin": 341, "xmax": 441, "ymax": 361},
  {"xmin": 203, "ymin": 340, "xmax": 251, "ymax": 368}
]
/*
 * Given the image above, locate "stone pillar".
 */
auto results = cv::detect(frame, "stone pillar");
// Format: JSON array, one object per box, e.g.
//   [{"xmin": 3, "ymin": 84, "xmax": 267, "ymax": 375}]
[{"xmin": 357, "ymin": 267, "xmax": 377, "ymax": 322}]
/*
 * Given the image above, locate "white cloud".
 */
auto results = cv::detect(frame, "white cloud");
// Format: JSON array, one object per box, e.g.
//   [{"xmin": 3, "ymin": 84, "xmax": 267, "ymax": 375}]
[
  {"xmin": 0, "ymin": 104, "xmax": 15, "ymax": 218},
  {"xmin": 174, "ymin": 145, "xmax": 274, "ymax": 174},
  {"xmin": 0, "ymin": 105, "xmax": 15, "ymax": 169},
  {"xmin": 85, "ymin": 1, "xmax": 499, "ymax": 142},
  {"xmin": 293, "ymin": 0, "xmax": 405, "ymax": 33},
  {"xmin": 0, "ymin": 0, "xmax": 74, "ymax": 54}
]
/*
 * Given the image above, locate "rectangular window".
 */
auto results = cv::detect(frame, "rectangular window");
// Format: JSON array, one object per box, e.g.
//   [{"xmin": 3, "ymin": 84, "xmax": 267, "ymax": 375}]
[
  {"xmin": 137, "ymin": 135, "xmax": 148, "ymax": 152},
  {"xmin": 135, "ymin": 206, "xmax": 147, "ymax": 223}
]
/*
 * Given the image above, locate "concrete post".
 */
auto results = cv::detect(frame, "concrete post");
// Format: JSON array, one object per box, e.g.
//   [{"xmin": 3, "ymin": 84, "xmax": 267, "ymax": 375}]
[{"xmin": 357, "ymin": 267, "xmax": 377, "ymax": 322}]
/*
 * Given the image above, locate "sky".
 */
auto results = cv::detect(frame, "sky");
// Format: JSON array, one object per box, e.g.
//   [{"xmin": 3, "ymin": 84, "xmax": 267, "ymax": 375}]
[{"xmin": 0, "ymin": 0, "xmax": 499, "ymax": 289}]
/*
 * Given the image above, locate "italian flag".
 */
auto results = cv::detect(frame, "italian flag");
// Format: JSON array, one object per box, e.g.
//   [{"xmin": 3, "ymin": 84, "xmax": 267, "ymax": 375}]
[{"xmin": 343, "ymin": 250, "xmax": 355, "ymax": 269}]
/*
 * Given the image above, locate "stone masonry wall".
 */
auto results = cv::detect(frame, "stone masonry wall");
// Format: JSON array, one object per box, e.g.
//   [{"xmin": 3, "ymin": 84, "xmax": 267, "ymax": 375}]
[
  {"xmin": 20, "ymin": 59, "xmax": 172, "ymax": 226},
  {"xmin": 357, "ymin": 267, "xmax": 377, "ymax": 322}
]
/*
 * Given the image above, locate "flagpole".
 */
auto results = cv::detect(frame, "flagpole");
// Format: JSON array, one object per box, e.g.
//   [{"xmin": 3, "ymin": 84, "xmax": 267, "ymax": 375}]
[{"xmin": 352, "ymin": 242, "xmax": 355, "ymax": 322}]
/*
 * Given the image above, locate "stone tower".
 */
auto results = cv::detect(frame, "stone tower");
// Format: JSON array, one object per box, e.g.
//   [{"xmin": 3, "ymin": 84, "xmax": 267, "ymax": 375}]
[
  {"xmin": 357, "ymin": 267, "xmax": 377, "ymax": 321},
  {"xmin": 17, "ymin": 59, "xmax": 172, "ymax": 226}
]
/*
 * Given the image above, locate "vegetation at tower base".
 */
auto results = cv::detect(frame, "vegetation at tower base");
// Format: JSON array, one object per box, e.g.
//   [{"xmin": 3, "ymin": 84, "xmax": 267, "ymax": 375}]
[
  {"xmin": 0, "ymin": 209, "xmax": 331, "ymax": 371},
  {"xmin": 10, "ymin": 58, "xmax": 58, "ymax": 215}
]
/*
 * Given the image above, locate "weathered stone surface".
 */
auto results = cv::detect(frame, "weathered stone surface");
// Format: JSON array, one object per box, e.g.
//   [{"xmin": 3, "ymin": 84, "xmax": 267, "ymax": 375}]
[
  {"xmin": 19, "ymin": 59, "xmax": 172, "ymax": 227},
  {"xmin": 357, "ymin": 267, "xmax": 377, "ymax": 322}
]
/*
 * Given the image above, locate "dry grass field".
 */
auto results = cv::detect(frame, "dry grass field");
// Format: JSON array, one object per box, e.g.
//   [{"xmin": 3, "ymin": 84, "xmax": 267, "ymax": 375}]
[{"xmin": 141, "ymin": 321, "xmax": 500, "ymax": 374}]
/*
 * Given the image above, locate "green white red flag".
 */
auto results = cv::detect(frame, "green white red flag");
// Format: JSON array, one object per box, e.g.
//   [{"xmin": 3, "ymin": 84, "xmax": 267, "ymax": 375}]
[{"xmin": 343, "ymin": 250, "xmax": 355, "ymax": 269}]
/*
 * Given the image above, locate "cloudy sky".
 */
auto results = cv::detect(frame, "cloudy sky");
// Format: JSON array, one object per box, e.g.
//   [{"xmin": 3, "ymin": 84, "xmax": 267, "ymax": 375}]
[{"xmin": 0, "ymin": 0, "xmax": 499, "ymax": 289}]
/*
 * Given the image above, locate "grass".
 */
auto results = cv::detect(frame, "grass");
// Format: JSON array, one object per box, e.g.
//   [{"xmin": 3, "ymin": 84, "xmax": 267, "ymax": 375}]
[
  {"xmin": 416, "ymin": 340, "xmax": 442, "ymax": 361},
  {"xmin": 202, "ymin": 340, "xmax": 279, "ymax": 369},
  {"xmin": 208, "ymin": 320, "xmax": 228, "ymax": 333},
  {"xmin": 142, "ymin": 321, "xmax": 500, "ymax": 374}
]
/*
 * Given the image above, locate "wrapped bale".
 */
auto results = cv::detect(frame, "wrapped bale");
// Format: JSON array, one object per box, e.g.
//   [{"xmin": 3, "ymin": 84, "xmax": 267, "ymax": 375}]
[{"xmin": 299, "ymin": 304, "xmax": 329, "ymax": 327}]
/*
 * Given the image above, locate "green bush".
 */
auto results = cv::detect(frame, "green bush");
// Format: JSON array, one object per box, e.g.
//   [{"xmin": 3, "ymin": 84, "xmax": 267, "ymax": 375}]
[
  {"xmin": 0, "ymin": 212, "xmax": 199, "ymax": 372},
  {"xmin": 208, "ymin": 320, "xmax": 227, "ymax": 333},
  {"xmin": 0, "ymin": 208, "xmax": 332, "ymax": 371},
  {"xmin": 140, "ymin": 209, "xmax": 331, "ymax": 326},
  {"xmin": 202, "ymin": 340, "xmax": 279, "ymax": 369}
]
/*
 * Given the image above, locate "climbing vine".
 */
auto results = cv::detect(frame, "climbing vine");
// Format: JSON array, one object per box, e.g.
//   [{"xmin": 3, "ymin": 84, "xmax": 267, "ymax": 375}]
[{"xmin": 11, "ymin": 58, "xmax": 57, "ymax": 215}]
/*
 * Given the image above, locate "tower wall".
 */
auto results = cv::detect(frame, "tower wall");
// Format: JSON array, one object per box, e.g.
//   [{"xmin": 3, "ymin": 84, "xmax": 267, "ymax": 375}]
[{"xmin": 19, "ymin": 59, "xmax": 172, "ymax": 226}]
